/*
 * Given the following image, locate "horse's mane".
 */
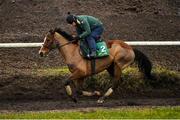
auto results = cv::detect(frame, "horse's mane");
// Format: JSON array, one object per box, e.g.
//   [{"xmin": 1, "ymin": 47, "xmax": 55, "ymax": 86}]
[{"xmin": 53, "ymin": 28, "xmax": 74, "ymax": 41}]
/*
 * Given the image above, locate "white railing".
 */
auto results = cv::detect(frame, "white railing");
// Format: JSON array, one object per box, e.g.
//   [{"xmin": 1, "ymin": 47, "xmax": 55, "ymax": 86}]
[
  {"xmin": 0, "ymin": 41, "xmax": 180, "ymax": 47},
  {"xmin": 0, "ymin": 43, "xmax": 42, "ymax": 48},
  {"xmin": 126, "ymin": 41, "xmax": 180, "ymax": 46}
]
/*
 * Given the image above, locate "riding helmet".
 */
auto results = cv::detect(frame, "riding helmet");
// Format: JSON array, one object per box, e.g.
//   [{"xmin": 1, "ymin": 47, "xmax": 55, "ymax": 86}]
[{"xmin": 66, "ymin": 14, "xmax": 77, "ymax": 24}]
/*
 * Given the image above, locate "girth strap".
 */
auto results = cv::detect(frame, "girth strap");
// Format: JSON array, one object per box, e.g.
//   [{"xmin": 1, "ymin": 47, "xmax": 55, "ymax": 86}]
[{"xmin": 91, "ymin": 59, "xmax": 96, "ymax": 75}]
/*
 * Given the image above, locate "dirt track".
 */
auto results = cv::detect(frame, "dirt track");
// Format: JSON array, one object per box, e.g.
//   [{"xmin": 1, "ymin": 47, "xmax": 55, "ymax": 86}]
[
  {"xmin": 0, "ymin": 0, "xmax": 179, "ymax": 70},
  {"xmin": 0, "ymin": 98, "xmax": 179, "ymax": 113}
]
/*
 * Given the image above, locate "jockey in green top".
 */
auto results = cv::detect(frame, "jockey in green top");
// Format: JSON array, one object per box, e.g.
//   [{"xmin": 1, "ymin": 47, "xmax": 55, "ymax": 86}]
[{"xmin": 66, "ymin": 13, "xmax": 104, "ymax": 58}]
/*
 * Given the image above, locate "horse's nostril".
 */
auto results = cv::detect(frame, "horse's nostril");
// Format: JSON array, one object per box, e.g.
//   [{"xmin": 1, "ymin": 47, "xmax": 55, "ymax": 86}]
[{"xmin": 39, "ymin": 52, "xmax": 43, "ymax": 57}]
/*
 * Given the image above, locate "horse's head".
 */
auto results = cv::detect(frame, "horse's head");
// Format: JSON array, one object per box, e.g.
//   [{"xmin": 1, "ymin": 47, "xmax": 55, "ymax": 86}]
[{"xmin": 39, "ymin": 29, "xmax": 59, "ymax": 57}]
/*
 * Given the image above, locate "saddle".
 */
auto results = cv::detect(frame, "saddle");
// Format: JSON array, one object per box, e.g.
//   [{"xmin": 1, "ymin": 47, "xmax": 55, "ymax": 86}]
[
  {"xmin": 79, "ymin": 39, "xmax": 109, "ymax": 59},
  {"xmin": 79, "ymin": 39, "xmax": 109, "ymax": 75}
]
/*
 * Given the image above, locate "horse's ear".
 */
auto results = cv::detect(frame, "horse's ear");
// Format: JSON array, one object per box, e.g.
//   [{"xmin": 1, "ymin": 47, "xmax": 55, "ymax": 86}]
[
  {"xmin": 49, "ymin": 29, "xmax": 55, "ymax": 34},
  {"xmin": 54, "ymin": 27, "xmax": 62, "ymax": 32}
]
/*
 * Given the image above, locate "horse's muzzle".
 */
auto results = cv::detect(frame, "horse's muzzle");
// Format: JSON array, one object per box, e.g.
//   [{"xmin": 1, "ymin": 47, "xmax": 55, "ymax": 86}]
[{"xmin": 39, "ymin": 51, "xmax": 44, "ymax": 57}]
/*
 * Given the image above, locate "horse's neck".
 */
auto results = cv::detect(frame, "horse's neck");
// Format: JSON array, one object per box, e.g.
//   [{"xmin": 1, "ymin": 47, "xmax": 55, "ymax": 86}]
[
  {"xmin": 54, "ymin": 32, "xmax": 68, "ymax": 45},
  {"xmin": 54, "ymin": 32, "xmax": 77, "ymax": 63}
]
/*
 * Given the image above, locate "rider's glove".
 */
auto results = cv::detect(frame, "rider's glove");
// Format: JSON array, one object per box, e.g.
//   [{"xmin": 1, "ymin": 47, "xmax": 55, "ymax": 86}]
[{"xmin": 73, "ymin": 36, "xmax": 80, "ymax": 40}]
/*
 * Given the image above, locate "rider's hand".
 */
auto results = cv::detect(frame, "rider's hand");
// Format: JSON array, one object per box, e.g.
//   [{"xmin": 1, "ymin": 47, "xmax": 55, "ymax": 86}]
[{"xmin": 73, "ymin": 36, "xmax": 80, "ymax": 40}]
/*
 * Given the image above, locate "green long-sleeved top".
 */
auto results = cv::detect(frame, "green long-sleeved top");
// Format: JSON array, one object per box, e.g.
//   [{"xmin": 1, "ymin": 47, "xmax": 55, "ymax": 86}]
[{"xmin": 76, "ymin": 15, "xmax": 103, "ymax": 39}]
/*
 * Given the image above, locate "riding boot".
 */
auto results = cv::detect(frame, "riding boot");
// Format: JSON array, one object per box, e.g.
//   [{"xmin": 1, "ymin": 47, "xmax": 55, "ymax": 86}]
[
  {"xmin": 89, "ymin": 50, "xmax": 96, "ymax": 58},
  {"xmin": 86, "ymin": 36, "xmax": 97, "ymax": 58}
]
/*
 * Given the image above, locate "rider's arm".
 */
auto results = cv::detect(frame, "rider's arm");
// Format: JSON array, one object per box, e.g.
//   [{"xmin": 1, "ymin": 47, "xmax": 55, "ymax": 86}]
[{"xmin": 78, "ymin": 19, "xmax": 91, "ymax": 39}]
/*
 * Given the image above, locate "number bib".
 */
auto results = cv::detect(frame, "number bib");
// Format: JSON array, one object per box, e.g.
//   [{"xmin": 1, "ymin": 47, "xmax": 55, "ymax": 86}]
[{"xmin": 96, "ymin": 41, "xmax": 109, "ymax": 57}]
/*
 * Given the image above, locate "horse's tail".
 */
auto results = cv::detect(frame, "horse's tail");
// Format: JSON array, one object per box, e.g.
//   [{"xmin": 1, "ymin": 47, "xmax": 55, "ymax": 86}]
[{"xmin": 133, "ymin": 49, "xmax": 153, "ymax": 79}]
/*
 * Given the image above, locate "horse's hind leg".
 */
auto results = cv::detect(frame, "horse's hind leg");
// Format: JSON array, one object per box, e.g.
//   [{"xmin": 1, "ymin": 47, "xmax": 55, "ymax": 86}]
[
  {"xmin": 97, "ymin": 63, "xmax": 122, "ymax": 103},
  {"xmin": 97, "ymin": 52, "xmax": 134, "ymax": 103}
]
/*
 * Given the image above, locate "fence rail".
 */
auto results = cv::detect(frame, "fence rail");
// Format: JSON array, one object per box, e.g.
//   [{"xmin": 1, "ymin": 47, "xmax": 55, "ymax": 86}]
[{"xmin": 0, "ymin": 41, "xmax": 180, "ymax": 48}]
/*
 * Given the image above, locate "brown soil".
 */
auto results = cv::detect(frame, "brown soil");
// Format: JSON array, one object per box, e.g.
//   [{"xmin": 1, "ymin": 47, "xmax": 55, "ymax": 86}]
[
  {"xmin": 0, "ymin": 98, "xmax": 179, "ymax": 113},
  {"xmin": 0, "ymin": 0, "xmax": 180, "ymax": 69},
  {"xmin": 0, "ymin": 0, "xmax": 180, "ymax": 110}
]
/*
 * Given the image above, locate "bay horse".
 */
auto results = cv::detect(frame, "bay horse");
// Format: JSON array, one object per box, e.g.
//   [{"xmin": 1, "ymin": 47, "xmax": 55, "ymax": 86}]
[{"xmin": 39, "ymin": 28, "xmax": 152, "ymax": 103}]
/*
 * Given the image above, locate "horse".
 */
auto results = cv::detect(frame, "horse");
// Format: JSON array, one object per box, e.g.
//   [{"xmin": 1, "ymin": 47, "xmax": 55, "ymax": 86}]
[{"xmin": 39, "ymin": 28, "xmax": 152, "ymax": 103}]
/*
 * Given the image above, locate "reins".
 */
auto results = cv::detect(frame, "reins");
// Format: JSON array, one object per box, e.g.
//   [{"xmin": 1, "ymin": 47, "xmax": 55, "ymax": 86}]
[
  {"xmin": 57, "ymin": 39, "xmax": 77, "ymax": 49},
  {"xmin": 43, "ymin": 39, "xmax": 77, "ymax": 50}
]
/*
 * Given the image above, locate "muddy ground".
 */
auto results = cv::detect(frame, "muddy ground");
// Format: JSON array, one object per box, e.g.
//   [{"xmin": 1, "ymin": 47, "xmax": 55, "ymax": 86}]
[
  {"xmin": 0, "ymin": 0, "xmax": 179, "ymax": 70},
  {"xmin": 0, "ymin": 98, "xmax": 179, "ymax": 113},
  {"xmin": 0, "ymin": 0, "xmax": 180, "ymax": 110}
]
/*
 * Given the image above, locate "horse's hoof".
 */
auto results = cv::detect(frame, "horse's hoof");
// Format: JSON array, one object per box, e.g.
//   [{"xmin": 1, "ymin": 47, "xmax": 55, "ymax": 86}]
[
  {"xmin": 97, "ymin": 98, "xmax": 104, "ymax": 104},
  {"xmin": 94, "ymin": 91, "xmax": 101, "ymax": 96},
  {"xmin": 71, "ymin": 97, "xmax": 78, "ymax": 103},
  {"xmin": 97, "ymin": 99, "xmax": 104, "ymax": 104}
]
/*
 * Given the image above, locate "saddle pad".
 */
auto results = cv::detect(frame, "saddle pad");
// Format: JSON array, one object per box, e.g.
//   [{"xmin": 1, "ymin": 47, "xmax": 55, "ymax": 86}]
[
  {"xmin": 96, "ymin": 41, "xmax": 109, "ymax": 57},
  {"xmin": 80, "ymin": 40, "xmax": 109, "ymax": 59}
]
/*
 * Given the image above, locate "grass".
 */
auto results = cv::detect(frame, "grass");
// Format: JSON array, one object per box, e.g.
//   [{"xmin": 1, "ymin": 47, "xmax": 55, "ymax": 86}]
[
  {"xmin": 36, "ymin": 66, "xmax": 179, "ymax": 78},
  {"xmin": 35, "ymin": 66, "xmax": 70, "ymax": 76},
  {"xmin": 0, "ymin": 106, "xmax": 180, "ymax": 119},
  {"xmin": 34, "ymin": 66, "xmax": 180, "ymax": 91}
]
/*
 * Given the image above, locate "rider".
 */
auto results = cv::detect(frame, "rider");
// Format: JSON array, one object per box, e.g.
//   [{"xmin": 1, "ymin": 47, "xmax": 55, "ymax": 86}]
[{"xmin": 66, "ymin": 13, "xmax": 104, "ymax": 58}]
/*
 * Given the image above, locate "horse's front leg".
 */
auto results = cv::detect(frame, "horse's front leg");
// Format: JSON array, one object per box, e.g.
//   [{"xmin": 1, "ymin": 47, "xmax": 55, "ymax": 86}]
[
  {"xmin": 64, "ymin": 70, "xmax": 87, "ymax": 103},
  {"xmin": 75, "ymin": 79, "xmax": 101, "ymax": 97},
  {"xmin": 64, "ymin": 78, "xmax": 78, "ymax": 103},
  {"xmin": 82, "ymin": 91, "xmax": 101, "ymax": 96},
  {"xmin": 74, "ymin": 79, "xmax": 101, "ymax": 96}
]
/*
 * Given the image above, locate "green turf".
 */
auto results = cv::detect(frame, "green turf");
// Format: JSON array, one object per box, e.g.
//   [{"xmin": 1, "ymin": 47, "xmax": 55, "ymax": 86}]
[{"xmin": 1, "ymin": 106, "xmax": 180, "ymax": 119}]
